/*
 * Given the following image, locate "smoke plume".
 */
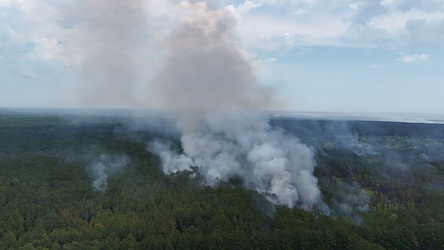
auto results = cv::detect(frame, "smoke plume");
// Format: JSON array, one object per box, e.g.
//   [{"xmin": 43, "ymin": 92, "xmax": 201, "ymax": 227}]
[
  {"xmin": 154, "ymin": 2, "xmax": 271, "ymax": 112},
  {"xmin": 149, "ymin": 2, "xmax": 322, "ymax": 210},
  {"xmin": 75, "ymin": 0, "xmax": 148, "ymax": 108},
  {"xmin": 67, "ymin": 0, "xmax": 323, "ymax": 210},
  {"xmin": 88, "ymin": 154, "xmax": 130, "ymax": 193}
]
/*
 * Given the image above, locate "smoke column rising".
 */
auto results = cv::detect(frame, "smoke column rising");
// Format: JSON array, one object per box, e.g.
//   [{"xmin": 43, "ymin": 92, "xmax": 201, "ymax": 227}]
[
  {"xmin": 76, "ymin": 0, "xmax": 147, "ymax": 108},
  {"xmin": 89, "ymin": 154, "xmax": 130, "ymax": 193},
  {"xmin": 149, "ymin": 2, "xmax": 322, "ymax": 210},
  {"xmin": 66, "ymin": 0, "xmax": 323, "ymax": 210}
]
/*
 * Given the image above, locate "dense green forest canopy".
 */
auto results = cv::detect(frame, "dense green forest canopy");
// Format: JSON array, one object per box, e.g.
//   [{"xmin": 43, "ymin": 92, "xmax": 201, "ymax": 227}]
[{"xmin": 1, "ymin": 110, "xmax": 444, "ymax": 249}]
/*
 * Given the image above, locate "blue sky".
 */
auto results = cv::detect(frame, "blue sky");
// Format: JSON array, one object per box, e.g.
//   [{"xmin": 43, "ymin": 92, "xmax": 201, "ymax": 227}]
[{"xmin": 1, "ymin": 0, "xmax": 443, "ymax": 114}]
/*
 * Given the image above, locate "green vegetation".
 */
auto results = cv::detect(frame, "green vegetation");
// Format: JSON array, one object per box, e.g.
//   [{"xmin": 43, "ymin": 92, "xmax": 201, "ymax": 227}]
[{"xmin": 1, "ymin": 113, "xmax": 444, "ymax": 249}]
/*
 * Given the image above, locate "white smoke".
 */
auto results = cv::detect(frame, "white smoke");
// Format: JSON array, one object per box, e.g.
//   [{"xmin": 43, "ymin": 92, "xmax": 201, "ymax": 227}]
[
  {"xmin": 146, "ymin": 2, "xmax": 323, "ymax": 210},
  {"xmin": 149, "ymin": 110, "xmax": 321, "ymax": 209},
  {"xmin": 149, "ymin": 140, "xmax": 194, "ymax": 174},
  {"xmin": 89, "ymin": 154, "xmax": 130, "ymax": 193},
  {"xmin": 59, "ymin": 0, "xmax": 323, "ymax": 210}
]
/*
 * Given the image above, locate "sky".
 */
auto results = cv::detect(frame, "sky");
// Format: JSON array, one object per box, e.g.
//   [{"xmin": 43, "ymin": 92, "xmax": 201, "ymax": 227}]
[{"xmin": 0, "ymin": 0, "xmax": 443, "ymax": 114}]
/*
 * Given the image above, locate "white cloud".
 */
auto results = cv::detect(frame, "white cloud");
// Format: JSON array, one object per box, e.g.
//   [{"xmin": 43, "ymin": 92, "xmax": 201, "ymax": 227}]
[
  {"xmin": 349, "ymin": 4, "xmax": 358, "ymax": 10},
  {"xmin": 379, "ymin": 0, "xmax": 401, "ymax": 11},
  {"xmin": 2, "ymin": 0, "xmax": 444, "ymax": 63},
  {"xmin": 235, "ymin": 7, "xmax": 350, "ymax": 51},
  {"xmin": 367, "ymin": 9, "xmax": 444, "ymax": 33},
  {"xmin": 0, "ymin": 0, "xmax": 12, "ymax": 7},
  {"xmin": 228, "ymin": 0, "xmax": 444, "ymax": 51},
  {"xmin": 258, "ymin": 0, "xmax": 317, "ymax": 8},
  {"xmin": 397, "ymin": 53, "xmax": 429, "ymax": 63},
  {"xmin": 13, "ymin": 68, "xmax": 41, "ymax": 79},
  {"xmin": 405, "ymin": 18, "xmax": 444, "ymax": 46},
  {"xmin": 227, "ymin": 1, "xmax": 261, "ymax": 17},
  {"xmin": 0, "ymin": 1, "xmax": 73, "ymax": 61}
]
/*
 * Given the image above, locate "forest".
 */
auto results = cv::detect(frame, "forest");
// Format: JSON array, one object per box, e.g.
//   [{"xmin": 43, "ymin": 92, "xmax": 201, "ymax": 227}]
[{"xmin": 1, "ymin": 110, "xmax": 444, "ymax": 249}]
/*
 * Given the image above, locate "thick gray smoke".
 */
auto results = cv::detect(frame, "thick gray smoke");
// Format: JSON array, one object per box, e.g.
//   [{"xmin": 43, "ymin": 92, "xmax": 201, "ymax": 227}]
[
  {"xmin": 88, "ymin": 154, "xmax": 130, "ymax": 193},
  {"xmin": 148, "ymin": 2, "xmax": 322, "ymax": 210}
]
